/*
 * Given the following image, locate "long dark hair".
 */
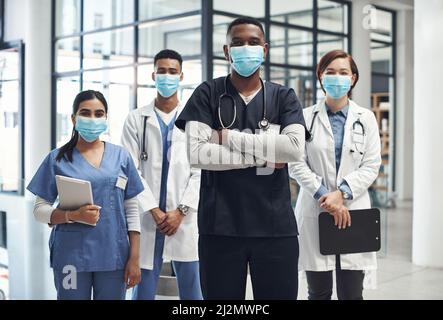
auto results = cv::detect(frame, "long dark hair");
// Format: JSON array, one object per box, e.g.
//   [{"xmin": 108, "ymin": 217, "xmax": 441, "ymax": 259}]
[{"xmin": 56, "ymin": 90, "xmax": 108, "ymax": 162}]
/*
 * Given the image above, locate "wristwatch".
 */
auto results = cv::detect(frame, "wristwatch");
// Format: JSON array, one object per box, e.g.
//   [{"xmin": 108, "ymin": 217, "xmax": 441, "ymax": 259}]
[
  {"xmin": 178, "ymin": 204, "xmax": 189, "ymax": 216},
  {"xmin": 341, "ymin": 191, "xmax": 351, "ymax": 200}
]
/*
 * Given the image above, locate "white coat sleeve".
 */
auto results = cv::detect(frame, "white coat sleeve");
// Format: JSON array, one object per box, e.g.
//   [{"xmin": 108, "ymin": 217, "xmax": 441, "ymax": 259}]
[
  {"xmin": 178, "ymin": 167, "xmax": 201, "ymax": 212},
  {"xmin": 227, "ymin": 123, "xmax": 305, "ymax": 163},
  {"xmin": 124, "ymin": 197, "xmax": 141, "ymax": 233},
  {"xmin": 33, "ymin": 196, "xmax": 55, "ymax": 224},
  {"xmin": 121, "ymin": 111, "xmax": 158, "ymax": 214},
  {"xmin": 185, "ymin": 121, "xmax": 259, "ymax": 171},
  {"xmin": 342, "ymin": 112, "xmax": 382, "ymax": 199},
  {"xmin": 288, "ymin": 152, "xmax": 324, "ymax": 198}
]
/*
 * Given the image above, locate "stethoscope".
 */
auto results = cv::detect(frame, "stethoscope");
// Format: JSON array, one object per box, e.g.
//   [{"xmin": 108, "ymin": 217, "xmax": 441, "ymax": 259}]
[
  {"xmin": 140, "ymin": 116, "xmax": 148, "ymax": 161},
  {"xmin": 350, "ymin": 118, "xmax": 365, "ymax": 155},
  {"xmin": 307, "ymin": 107, "xmax": 366, "ymax": 155},
  {"xmin": 140, "ymin": 111, "xmax": 178, "ymax": 161},
  {"xmin": 218, "ymin": 75, "xmax": 270, "ymax": 130}
]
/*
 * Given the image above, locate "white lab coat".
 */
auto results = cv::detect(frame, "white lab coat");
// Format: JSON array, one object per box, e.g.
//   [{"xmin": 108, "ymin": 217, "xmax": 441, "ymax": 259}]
[
  {"xmin": 289, "ymin": 99, "xmax": 381, "ymax": 277},
  {"xmin": 121, "ymin": 100, "xmax": 201, "ymax": 270}
]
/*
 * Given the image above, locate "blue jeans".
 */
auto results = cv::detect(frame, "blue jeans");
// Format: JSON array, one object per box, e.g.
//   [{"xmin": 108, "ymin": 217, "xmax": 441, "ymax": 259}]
[{"xmin": 132, "ymin": 230, "xmax": 202, "ymax": 300}]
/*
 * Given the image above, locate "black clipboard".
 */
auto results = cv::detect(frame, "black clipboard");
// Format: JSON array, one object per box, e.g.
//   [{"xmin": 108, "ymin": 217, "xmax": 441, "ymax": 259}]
[{"xmin": 318, "ymin": 208, "xmax": 381, "ymax": 255}]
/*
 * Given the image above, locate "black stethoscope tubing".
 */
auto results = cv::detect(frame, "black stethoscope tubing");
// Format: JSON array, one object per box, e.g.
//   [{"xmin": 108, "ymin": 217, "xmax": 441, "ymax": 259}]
[
  {"xmin": 307, "ymin": 107, "xmax": 366, "ymax": 155},
  {"xmin": 218, "ymin": 75, "xmax": 270, "ymax": 130},
  {"xmin": 140, "ymin": 115, "xmax": 148, "ymax": 161}
]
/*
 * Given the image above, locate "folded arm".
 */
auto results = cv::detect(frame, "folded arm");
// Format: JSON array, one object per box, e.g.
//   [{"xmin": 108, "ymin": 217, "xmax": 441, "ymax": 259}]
[
  {"xmin": 227, "ymin": 123, "xmax": 305, "ymax": 163},
  {"xmin": 185, "ymin": 121, "xmax": 257, "ymax": 171}
]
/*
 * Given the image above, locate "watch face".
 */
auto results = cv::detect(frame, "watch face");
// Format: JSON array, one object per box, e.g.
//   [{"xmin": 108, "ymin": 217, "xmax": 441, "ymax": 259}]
[{"xmin": 179, "ymin": 205, "xmax": 188, "ymax": 215}]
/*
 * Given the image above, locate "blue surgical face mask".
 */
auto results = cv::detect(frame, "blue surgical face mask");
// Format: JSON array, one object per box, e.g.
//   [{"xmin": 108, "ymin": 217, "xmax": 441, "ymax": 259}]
[
  {"xmin": 229, "ymin": 45, "xmax": 264, "ymax": 78},
  {"xmin": 155, "ymin": 74, "xmax": 181, "ymax": 98},
  {"xmin": 322, "ymin": 75, "xmax": 352, "ymax": 99},
  {"xmin": 75, "ymin": 116, "xmax": 108, "ymax": 143}
]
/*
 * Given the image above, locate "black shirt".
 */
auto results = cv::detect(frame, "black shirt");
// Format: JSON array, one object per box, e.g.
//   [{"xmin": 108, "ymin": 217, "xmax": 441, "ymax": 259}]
[{"xmin": 176, "ymin": 76, "xmax": 307, "ymax": 237}]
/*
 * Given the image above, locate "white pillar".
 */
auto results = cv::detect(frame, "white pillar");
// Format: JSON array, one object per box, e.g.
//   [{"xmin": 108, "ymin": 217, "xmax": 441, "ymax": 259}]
[
  {"xmin": 395, "ymin": 9, "xmax": 414, "ymax": 200},
  {"xmin": 24, "ymin": 0, "xmax": 52, "ymax": 177},
  {"xmin": 24, "ymin": 0, "xmax": 54, "ymax": 299},
  {"xmin": 3, "ymin": 0, "xmax": 55, "ymax": 299},
  {"xmin": 351, "ymin": 0, "xmax": 371, "ymax": 108},
  {"xmin": 413, "ymin": 0, "xmax": 443, "ymax": 267}
]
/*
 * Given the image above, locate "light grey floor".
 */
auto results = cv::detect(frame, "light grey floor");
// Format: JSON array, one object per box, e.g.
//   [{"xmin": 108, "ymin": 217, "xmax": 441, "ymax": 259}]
[
  {"xmin": 364, "ymin": 201, "xmax": 443, "ymax": 300},
  {"xmin": 152, "ymin": 200, "xmax": 443, "ymax": 300},
  {"xmin": 296, "ymin": 200, "xmax": 443, "ymax": 300}
]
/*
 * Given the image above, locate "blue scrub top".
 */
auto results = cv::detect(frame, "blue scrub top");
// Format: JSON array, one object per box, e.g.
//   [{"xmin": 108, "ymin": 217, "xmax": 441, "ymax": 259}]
[
  {"xmin": 176, "ymin": 76, "xmax": 308, "ymax": 237},
  {"xmin": 156, "ymin": 111, "xmax": 177, "ymax": 212},
  {"xmin": 27, "ymin": 142, "xmax": 144, "ymax": 272}
]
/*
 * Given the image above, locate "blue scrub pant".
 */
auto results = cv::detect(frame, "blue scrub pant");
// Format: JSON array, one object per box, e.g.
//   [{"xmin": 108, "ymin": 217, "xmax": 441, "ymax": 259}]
[
  {"xmin": 132, "ymin": 230, "xmax": 202, "ymax": 300},
  {"xmin": 53, "ymin": 269, "xmax": 126, "ymax": 300}
]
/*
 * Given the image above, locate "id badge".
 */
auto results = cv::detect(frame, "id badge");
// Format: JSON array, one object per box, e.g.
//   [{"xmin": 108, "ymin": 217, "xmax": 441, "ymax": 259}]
[{"xmin": 116, "ymin": 175, "xmax": 128, "ymax": 190}]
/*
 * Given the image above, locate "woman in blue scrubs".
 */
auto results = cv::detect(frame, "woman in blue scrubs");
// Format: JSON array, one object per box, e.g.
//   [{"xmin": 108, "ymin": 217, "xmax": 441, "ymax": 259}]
[{"xmin": 27, "ymin": 90, "xmax": 144, "ymax": 300}]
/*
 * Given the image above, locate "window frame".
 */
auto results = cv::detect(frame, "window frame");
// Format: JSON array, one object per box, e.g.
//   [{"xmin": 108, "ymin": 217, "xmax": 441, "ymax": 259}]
[
  {"xmin": 51, "ymin": 0, "xmax": 203, "ymax": 148},
  {"xmin": 0, "ymin": 0, "xmax": 4, "ymax": 43},
  {"xmin": 370, "ymin": 5, "xmax": 397, "ymax": 192},
  {"xmin": 0, "ymin": 40, "xmax": 26, "ymax": 195},
  {"xmin": 204, "ymin": 0, "xmax": 352, "ymax": 105},
  {"xmin": 52, "ymin": 0, "xmax": 352, "ymax": 148}
]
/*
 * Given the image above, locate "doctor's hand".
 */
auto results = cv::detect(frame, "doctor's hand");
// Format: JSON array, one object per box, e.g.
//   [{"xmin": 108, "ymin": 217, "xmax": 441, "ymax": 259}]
[
  {"xmin": 319, "ymin": 190, "xmax": 344, "ymax": 212},
  {"xmin": 211, "ymin": 129, "xmax": 229, "ymax": 145},
  {"xmin": 158, "ymin": 209, "xmax": 183, "ymax": 236},
  {"xmin": 265, "ymin": 162, "xmax": 286, "ymax": 169},
  {"xmin": 328, "ymin": 205, "xmax": 351, "ymax": 229},
  {"xmin": 71, "ymin": 205, "xmax": 100, "ymax": 225},
  {"xmin": 124, "ymin": 256, "xmax": 141, "ymax": 289},
  {"xmin": 320, "ymin": 191, "xmax": 351, "ymax": 229},
  {"xmin": 150, "ymin": 208, "xmax": 167, "ymax": 226}
]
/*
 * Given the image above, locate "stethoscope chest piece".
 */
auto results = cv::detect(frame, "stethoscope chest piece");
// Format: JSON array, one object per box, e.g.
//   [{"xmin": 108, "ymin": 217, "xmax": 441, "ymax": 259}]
[
  {"xmin": 258, "ymin": 118, "xmax": 270, "ymax": 130},
  {"xmin": 219, "ymin": 75, "xmax": 269, "ymax": 131},
  {"xmin": 140, "ymin": 151, "xmax": 148, "ymax": 161}
]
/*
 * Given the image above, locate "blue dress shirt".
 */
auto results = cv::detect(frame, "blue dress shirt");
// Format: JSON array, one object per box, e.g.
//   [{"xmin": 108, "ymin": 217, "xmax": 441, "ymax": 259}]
[{"xmin": 313, "ymin": 104, "xmax": 353, "ymax": 200}]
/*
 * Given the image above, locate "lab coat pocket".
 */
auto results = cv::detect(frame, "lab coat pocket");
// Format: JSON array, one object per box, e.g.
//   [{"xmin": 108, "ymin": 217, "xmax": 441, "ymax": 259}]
[
  {"xmin": 52, "ymin": 230, "xmax": 83, "ymax": 270},
  {"xmin": 350, "ymin": 147, "xmax": 365, "ymax": 169}
]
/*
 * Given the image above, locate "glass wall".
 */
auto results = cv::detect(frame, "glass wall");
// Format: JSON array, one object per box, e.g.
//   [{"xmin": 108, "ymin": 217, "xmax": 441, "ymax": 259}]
[
  {"xmin": 211, "ymin": 0, "xmax": 351, "ymax": 110},
  {"xmin": 53, "ymin": 0, "xmax": 351, "ymax": 149},
  {"xmin": 370, "ymin": 6, "xmax": 396, "ymax": 207},
  {"xmin": 52, "ymin": 0, "xmax": 202, "ymax": 147},
  {"xmin": 53, "ymin": 0, "xmax": 351, "ymax": 205},
  {"xmin": 209, "ymin": 0, "xmax": 350, "ymax": 204},
  {"xmin": 0, "ymin": 43, "xmax": 24, "ymax": 194}
]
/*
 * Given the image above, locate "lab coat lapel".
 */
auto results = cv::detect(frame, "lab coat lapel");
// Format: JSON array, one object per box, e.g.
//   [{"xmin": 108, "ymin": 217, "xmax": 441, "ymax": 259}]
[
  {"xmin": 141, "ymin": 99, "xmax": 160, "ymax": 132},
  {"xmin": 317, "ymin": 100, "xmax": 334, "ymax": 139},
  {"xmin": 337, "ymin": 100, "xmax": 358, "ymax": 180},
  {"xmin": 170, "ymin": 101, "xmax": 183, "ymax": 143}
]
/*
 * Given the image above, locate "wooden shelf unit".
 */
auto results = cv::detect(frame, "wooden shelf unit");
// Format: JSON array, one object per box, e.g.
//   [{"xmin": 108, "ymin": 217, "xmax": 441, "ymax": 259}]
[{"xmin": 371, "ymin": 92, "xmax": 390, "ymax": 201}]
